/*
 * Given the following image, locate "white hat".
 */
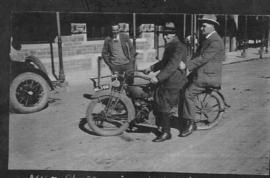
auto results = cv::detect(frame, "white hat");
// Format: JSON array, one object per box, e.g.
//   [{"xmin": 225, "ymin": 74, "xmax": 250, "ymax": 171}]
[{"xmin": 199, "ymin": 14, "xmax": 220, "ymax": 26}]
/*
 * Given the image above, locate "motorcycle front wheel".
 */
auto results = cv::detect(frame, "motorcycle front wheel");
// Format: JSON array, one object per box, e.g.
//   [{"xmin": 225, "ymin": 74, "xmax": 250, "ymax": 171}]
[{"xmin": 86, "ymin": 93, "xmax": 135, "ymax": 136}]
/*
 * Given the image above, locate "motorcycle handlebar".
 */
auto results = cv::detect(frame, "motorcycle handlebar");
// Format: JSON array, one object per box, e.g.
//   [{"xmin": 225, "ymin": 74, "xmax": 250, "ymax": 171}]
[
  {"xmin": 134, "ymin": 74, "xmax": 151, "ymax": 81},
  {"xmin": 132, "ymin": 70, "xmax": 151, "ymax": 81}
]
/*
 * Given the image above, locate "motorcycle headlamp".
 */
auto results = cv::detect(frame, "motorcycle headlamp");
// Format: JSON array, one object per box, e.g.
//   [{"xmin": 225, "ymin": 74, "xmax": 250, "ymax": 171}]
[{"xmin": 111, "ymin": 79, "xmax": 121, "ymax": 87}]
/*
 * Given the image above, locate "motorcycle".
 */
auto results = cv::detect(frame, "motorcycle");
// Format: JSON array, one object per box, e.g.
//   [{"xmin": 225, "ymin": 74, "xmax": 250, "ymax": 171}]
[{"xmin": 84, "ymin": 70, "xmax": 229, "ymax": 136}]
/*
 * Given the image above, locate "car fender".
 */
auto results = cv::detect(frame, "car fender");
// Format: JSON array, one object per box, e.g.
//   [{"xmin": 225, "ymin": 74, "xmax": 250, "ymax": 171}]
[{"xmin": 11, "ymin": 67, "xmax": 54, "ymax": 90}]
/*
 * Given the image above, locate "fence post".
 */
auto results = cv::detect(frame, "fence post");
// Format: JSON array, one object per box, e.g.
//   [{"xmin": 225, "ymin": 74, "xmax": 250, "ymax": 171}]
[
  {"xmin": 56, "ymin": 12, "xmax": 65, "ymax": 83},
  {"xmin": 241, "ymin": 15, "xmax": 248, "ymax": 57}
]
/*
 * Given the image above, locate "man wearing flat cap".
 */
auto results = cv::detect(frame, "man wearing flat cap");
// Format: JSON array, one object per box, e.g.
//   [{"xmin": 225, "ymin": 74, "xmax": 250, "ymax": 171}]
[
  {"xmin": 144, "ymin": 22, "xmax": 187, "ymax": 142},
  {"xmin": 179, "ymin": 14, "xmax": 225, "ymax": 137}
]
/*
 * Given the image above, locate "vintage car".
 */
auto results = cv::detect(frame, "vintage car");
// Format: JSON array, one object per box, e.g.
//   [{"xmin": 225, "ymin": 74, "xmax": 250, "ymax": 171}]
[{"xmin": 9, "ymin": 41, "xmax": 53, "ymax": 113}]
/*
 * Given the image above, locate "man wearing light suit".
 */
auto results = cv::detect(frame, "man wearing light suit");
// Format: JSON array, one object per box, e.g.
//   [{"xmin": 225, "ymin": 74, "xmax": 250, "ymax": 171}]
[{"xmin": 180, "ymin": 14, "xmax": 225, "ymax": 137}]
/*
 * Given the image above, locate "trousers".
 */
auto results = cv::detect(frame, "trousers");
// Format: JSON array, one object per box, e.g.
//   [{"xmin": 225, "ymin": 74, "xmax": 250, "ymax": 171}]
[
  {"xmin": 182, "ymin": 83, "xmax": 206, "ymax": 121},
  {"xmin": 154, "ymin": 111, "xmax": 171, "ymax": 133},
  {"xmin": 110, "ymin": 62, "xmax": 135, "ymax": 85}
]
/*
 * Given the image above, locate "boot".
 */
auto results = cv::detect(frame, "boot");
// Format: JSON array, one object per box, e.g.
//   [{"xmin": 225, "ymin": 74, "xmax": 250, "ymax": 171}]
[
  {"xmin": 179, "ymin": 119, "xmax": 195, "ymax": 137},
  {"xmin": 152, "ymin": 132, "xmax": 172, "ymax": 142}
]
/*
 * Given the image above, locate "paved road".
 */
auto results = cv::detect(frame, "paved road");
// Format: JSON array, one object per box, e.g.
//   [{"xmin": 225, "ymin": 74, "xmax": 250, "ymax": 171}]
[{"xmin": 9, "ymin": 58, "xmax": 270, "ymax": 175}]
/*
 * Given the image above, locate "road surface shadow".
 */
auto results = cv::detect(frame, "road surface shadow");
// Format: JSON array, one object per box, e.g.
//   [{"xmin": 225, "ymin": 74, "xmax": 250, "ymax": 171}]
[
  {"xmin": 127, "ymin": 124, "xmax": 158, "ymax": 134},
  {"xmin": 128, "ymin": 118, "xmax": 181, "ymax": 136},
  {"xmin": 79, "ymin": 117, "xmax": 182, "ymax": 137},
  {"xmin": 78, "ymin": 117, "xmax": 99, "ymax": 136}
]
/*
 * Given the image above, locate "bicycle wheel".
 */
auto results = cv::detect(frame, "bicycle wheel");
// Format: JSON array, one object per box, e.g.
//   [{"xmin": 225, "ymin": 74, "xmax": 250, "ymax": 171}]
[
  {"xmin": 86, "ymin": 93, "xmax": 135, "ymax": 136},
  {"xmin": 194, "ymin": 91, "xmax": 225, "ymax": 130}
]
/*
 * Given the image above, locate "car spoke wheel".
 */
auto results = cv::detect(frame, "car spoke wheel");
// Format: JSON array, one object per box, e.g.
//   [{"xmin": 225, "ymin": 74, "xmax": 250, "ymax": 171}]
[{"xmin": 10, "ymin": 72, "xmax": 49, "ymax": 113}]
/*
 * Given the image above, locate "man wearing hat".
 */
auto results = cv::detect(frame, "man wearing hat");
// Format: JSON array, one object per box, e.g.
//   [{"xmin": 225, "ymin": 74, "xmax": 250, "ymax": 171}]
[
  {"xmin": 179, "ymin": 14, "xmax": 225, "ymax": 137},
  {"xmin": 144, "ymin": 22, "xmax": 187, "ymax": 142}
]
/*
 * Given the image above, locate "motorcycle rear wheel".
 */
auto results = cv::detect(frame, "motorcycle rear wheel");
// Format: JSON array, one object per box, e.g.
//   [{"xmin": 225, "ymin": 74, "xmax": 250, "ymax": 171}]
[
  {"xmin": 194, "ymin": 91, "xmax": 225, "ymax": 130},
  {"xmin": 86, "ymin": 93, "xmax": 135, "ymax": 136}
]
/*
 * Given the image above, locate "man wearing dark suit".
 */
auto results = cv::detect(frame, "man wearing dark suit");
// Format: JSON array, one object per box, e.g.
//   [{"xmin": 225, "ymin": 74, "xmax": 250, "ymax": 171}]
[
  {"xmin": 180, "ymin": 14, "xmax": 225, "ymax": 137},
  {"xmin": 144, "ymin": 22, "xmax": 187, "ymax": 142},
  {"xmin": 102, "ymin": 23, "xmax": 136, "ymax": 84}
]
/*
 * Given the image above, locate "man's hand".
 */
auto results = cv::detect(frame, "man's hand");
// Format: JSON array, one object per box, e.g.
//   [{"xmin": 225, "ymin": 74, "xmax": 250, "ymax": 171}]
[
  {"xmin": 143, "ymin": 67, "xmax": 152, "ymax": 75},
  {"xmin": 150, "ymin": 76, "xmax": 158, "ymax": 83},
  {"xmin": 186, "ymin": 68, "xmax": 191, "ymax": 76},
  {"xmin": 179, "ymin": 61, "xmax": 186, "ymax": 70}
]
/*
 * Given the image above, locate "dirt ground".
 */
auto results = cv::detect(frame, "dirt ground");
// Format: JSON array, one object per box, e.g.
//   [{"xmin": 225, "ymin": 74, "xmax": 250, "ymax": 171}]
[{"xmin": 8, "ymin": 58, "xmax": 270, "ymax": 175}]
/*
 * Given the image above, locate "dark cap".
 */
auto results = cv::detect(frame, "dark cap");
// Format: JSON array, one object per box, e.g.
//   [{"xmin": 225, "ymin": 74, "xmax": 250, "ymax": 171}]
[{"xmin": 163, "ymin": 22, "xmax": 176, "ymax": 34}]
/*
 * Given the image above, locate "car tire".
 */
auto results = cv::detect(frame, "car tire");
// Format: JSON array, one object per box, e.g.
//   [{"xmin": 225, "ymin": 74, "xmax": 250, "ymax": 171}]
[{"xmin": 10, "ymin": 72, "xmax": 49, "ymax": 113}]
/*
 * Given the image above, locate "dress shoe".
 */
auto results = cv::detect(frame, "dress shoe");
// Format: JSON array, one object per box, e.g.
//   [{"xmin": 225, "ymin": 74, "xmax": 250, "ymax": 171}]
[
  {"xmin": 153, "ymin": 132, "xmax": 172, "ymax": 142},
  {"xmin": 179, "ymin": 119, "xmax": 195, "ymax": 137}
]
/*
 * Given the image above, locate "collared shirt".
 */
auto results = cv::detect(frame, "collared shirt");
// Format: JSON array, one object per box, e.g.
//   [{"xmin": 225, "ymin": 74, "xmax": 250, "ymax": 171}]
[{"xmin": 206, "ymin": 31, "xmax": 216, "ymax": 39}]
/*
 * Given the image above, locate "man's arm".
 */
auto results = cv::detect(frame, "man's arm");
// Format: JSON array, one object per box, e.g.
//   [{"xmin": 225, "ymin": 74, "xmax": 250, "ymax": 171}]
[
  {"xmin": 151, "ymin": 57, "xmax": 166, "ymax": 72},
  {"xmin": 128, "ymin": 38, "xmax": 136, "ymax": 60},
  {"xmin": 187, "ymin": 40, "xmax": 221, "ymax": 71},
  {"xmin": 156, "ymin": 44, "xmax": 185, "ymax": 83}
]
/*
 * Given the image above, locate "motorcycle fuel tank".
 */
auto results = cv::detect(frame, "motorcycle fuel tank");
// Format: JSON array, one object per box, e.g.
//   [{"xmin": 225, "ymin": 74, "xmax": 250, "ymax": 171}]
[{"xmin": 127, "ymin": 86, "xmax": 150, "ymax": 99}]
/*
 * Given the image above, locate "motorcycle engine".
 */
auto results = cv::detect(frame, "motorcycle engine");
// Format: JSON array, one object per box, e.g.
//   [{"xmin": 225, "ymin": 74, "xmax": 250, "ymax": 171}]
[{"xmin": 133, "ymin": 99, "xmax": 150, "ymax": 123}]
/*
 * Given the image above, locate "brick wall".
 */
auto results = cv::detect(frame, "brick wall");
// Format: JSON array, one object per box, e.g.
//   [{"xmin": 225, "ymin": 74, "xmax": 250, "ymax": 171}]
[{"xmin": 11, "ymin": 32, "xmax": 161, "ymax": 80}]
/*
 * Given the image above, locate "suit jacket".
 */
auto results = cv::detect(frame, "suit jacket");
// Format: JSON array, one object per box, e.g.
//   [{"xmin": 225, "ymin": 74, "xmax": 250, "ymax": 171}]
[
  {"xmin": 151, "ymin": 37, "xmax": 187, "ymax": 112},
  {"xmin": 102, "ymin": 33, "xmax": 135, "ymax": 67},
  {"xmin": 187, "ymin": 31, "xmax": 225, "ymax": 87},
  {"xmin": 152, "ymin": 37, "xmax": 187, "ymax": 89}
]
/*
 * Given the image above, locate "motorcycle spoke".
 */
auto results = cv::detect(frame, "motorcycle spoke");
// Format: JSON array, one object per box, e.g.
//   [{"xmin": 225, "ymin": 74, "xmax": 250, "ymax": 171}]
[
  {"xmin": 203, "ymin": 112, "xmax": 209, "ymax": 119},
  {"xmin": 200, "ymin": 113, "xmax": 207, "ymax": 120},
  {"xmin": 202, "ymin": 93, "xmax": 208, "ymax": 102},
  {"xmin": 106, "ymin": 120, "xmax": 124, "ymax": 128},
  {"xmin": 205, "ymin": 104, "xmax": 220, "ymax": 112},
  {"xmin": 211, "ymin": 103, "xmax": 219, "ymax": 109}
]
